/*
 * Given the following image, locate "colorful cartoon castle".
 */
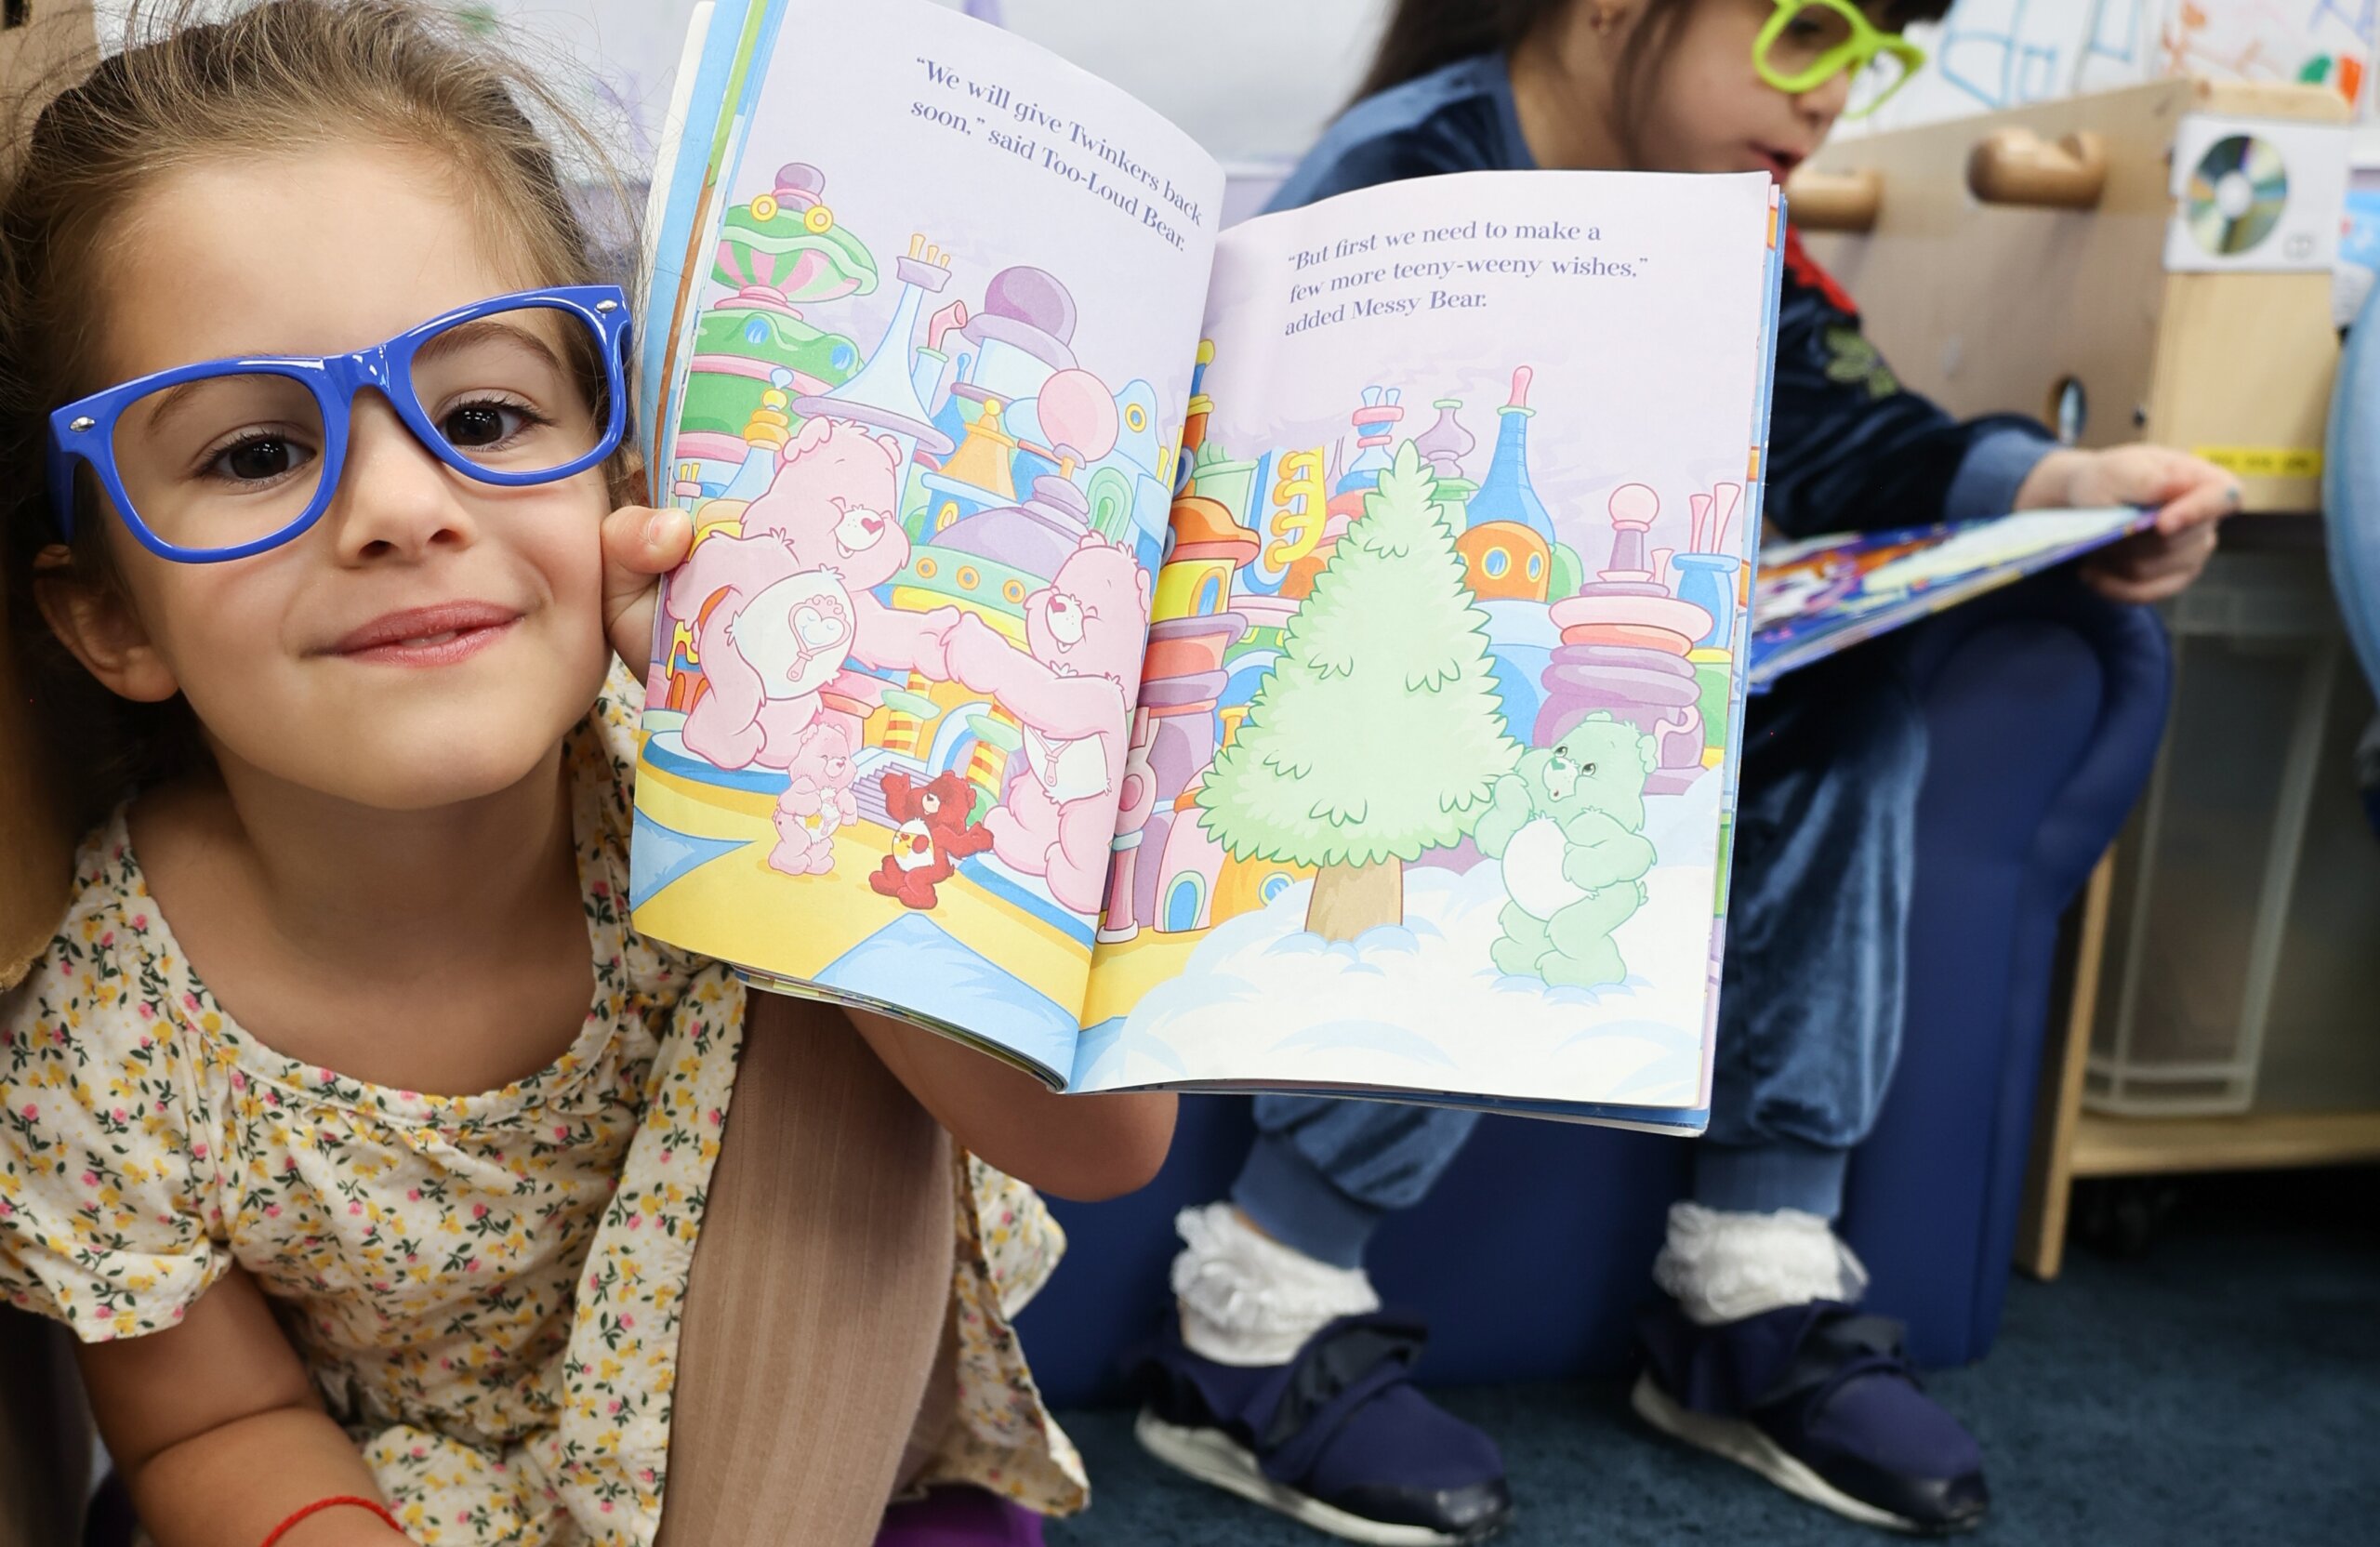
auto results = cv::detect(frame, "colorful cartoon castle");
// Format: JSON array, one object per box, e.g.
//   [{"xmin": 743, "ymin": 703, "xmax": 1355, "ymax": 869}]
[
  {"xmin": 1457, "ymin": 368, "xmax": 1555, "ymax": 602},
  {"xmin": 657, "ymin": 165, "xmax": 1189, "ymax": 831}
]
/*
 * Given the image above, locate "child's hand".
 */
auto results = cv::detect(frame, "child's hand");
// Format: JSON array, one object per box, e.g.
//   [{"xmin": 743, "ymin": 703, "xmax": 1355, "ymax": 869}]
[
  {"xmin": 2013, "ymin": 443, "xmax": 2238, "ymax": 604},
  {"xmin": 601, "ymin": 505, "xmax": 695, "ymax": 673}
]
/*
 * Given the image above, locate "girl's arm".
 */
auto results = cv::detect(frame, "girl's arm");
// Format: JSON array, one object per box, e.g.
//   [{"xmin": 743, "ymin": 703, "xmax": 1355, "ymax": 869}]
[
  {"xmin": 841, "ymin": 1003, "xmax": 1176, "ymax": 1201},
  {"xmin": 73, "ymin": 1265, "xmax": 408, "ymax": 1547}
]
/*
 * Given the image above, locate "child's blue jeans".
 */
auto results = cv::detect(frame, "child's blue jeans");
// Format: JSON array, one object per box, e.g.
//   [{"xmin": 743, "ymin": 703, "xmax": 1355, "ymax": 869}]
[{"xmin": 1230, "ymin": 645, "xmax": 1927, "ymax": 1270}]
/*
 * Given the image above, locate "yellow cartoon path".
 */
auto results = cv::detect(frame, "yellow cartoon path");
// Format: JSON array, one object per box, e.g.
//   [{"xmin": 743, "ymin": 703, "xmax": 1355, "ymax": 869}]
[{"xmin": 630, "ymin": 759, "xmax": 1094, "ymax": 1015}]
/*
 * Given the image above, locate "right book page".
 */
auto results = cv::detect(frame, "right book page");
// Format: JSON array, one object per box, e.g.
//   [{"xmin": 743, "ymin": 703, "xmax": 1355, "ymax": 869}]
[{"xmin": 1072, "ymin": 169, "xmax": 1782, "ymax": 1125}]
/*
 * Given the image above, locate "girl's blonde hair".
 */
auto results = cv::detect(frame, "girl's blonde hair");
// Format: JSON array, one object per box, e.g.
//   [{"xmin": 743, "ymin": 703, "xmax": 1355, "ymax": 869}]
[{"xmin": 0, "ymin": 0, "xmax": 637, "ymax": 834}]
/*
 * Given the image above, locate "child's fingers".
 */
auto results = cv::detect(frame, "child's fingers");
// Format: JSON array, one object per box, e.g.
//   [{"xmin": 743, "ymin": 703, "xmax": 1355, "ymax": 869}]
[
  {"xmin": 601, "ymin": 507, "xmax": 693, "ymax": 674},
  {"xmin": 2153, "ymin": 469, "xmax": 2241, "ymax": 536},
  {"xmin": 2130, "ymin": 447, "xmax": 2240, "ymax": 535},
  {"xmin": 602, "ymin": 505, "xmax": 694, "ymax": 575},
  {"xmin": 2082, "ymin": 549, "xmax": 2173, "ymax": 603},
  {"xmin": 2083, "ymin": 567, "xmax": 2161, "ymax": 604},
  {"xmin": 2084, "ymin": 522, "xmax": 2217, "ymax": 602}
]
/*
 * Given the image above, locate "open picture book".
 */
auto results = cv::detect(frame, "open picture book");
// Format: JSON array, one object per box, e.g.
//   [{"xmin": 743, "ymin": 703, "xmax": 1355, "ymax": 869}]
[{"xmin": 625, "ymin": 0, "xmax": 1786, "ymax": 1129}]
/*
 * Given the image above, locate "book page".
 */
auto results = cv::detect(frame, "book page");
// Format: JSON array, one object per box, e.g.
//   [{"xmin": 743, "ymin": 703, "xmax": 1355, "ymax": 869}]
[
  {"xmin": 1071, "ymin": 170, "xmax": 1779, "ymax": 1119},
  {"xmin": 627, "ymin": 0, "xmax": 1223, "ymax": 1085}
]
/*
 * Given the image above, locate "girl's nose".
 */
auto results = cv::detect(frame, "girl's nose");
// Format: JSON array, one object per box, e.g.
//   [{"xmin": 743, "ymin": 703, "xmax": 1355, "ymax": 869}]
[{"xmin": 329, "ymin": 392, "xmax": 479, "ymax": 562}]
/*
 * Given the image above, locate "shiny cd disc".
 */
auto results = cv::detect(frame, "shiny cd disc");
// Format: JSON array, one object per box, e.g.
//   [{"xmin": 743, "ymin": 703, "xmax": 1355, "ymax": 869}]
[{"xmin": 2187, "ymin": 134, "xmax": 2288, "ymax": 257}]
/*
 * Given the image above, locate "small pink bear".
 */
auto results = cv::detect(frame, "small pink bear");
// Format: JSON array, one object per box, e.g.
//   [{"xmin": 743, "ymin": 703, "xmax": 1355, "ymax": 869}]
[
  {"xmin": 946, "ymin": 533, "xmax": 1150, "ymax": 914},
  {"xmin": 768, "ymin": 723, "xmax": 859, "ymax": 878}
]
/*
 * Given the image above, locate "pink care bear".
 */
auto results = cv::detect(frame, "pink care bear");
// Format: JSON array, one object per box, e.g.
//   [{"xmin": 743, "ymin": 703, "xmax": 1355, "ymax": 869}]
[
  {"xmin": 767, "ymin": 722, "xmax": 859, "ymax": 877},
  {"xmin": 946, "ymin": 534, "xmax": 1150, "ymax": 914},
  {"xmin": 668, "ymin": 416, "xmax": 959, "ymax": 770}
]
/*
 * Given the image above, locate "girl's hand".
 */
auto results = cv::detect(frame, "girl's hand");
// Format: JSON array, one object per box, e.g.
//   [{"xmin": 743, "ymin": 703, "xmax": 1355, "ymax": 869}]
[
  {"xmin": 2013, "ymin": 443, "xmax": 2239, "ymax": 605},
  {"xmin": 600, "ymin": 505, "xmax": 695, "ymax": 673}
]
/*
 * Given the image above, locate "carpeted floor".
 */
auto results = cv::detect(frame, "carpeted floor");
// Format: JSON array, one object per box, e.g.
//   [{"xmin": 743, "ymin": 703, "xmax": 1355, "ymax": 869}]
[{"xmin": 1046, "ymin": 1170, "xmax": 2380, "ymax": 1545}]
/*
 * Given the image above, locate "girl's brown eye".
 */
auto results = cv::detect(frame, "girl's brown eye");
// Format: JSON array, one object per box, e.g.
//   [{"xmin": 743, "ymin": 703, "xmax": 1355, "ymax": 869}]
[
  {"xmin": 214, "ymin": 435, "xmax": 314, "ymax": 483},
  {"xmin": 231, "ymin": 441, "xmax": 289, "ymax": 478},
  {"xmin": 442, "ymin": 403, "xmax": 527, "ymax": 447}
]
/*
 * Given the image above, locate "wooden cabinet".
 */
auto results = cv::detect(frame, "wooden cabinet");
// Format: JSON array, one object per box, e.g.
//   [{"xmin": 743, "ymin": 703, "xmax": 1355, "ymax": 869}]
[{"xmin": 1792, "ymin": 78, "xmax": 2348, "ymax": 514}]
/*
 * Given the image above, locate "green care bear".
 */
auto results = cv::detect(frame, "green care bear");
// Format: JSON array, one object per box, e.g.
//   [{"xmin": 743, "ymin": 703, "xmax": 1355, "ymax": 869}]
[{"xmin": 1473, "ymin": 714, "xmax": 1658, "ymax": 989}]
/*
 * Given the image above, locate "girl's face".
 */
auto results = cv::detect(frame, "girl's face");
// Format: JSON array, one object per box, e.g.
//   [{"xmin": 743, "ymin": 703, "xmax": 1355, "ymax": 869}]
[
  {"xmin": 1626, "ymin": 0, "xmax": 1892, "ymax": 179},
  {"xmin": 62, "ymin": 143, "xmax": 613, "ymax": 812}
]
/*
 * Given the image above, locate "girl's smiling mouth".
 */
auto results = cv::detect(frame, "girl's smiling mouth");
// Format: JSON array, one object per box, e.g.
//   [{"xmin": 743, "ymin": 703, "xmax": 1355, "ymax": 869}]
[{"xmin": 329, "ymin": 601, "xmax": 523, "ymax": 666}]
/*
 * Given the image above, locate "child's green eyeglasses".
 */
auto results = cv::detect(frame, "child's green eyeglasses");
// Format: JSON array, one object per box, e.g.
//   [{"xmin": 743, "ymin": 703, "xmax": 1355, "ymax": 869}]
[{"xmin": 1753, "ymin": 0, "xmax": 1928, "ymax": 120}]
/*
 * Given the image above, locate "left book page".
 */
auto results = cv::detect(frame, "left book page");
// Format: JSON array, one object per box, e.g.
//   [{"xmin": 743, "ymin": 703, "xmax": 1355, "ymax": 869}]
[{"xmin": 627, "ymin": 0, "xmax": 1224, "ymax": 1086}]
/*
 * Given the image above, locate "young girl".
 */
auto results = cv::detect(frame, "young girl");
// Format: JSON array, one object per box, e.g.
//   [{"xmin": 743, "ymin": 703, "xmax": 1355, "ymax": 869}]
[
  {"xmin": 1131, "ymin": 3, "xmax": 2234, "ymax": 1541},
  {"xmin": 0, "ymin": 5, "xmax": 1174, "ymax": 1545}
]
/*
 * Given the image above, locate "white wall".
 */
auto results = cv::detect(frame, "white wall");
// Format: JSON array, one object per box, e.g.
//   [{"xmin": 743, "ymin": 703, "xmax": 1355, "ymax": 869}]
[
  {"xmin": 112, "ymin": 2, "xmax": 2373, "ymax": 172},
  {"xmin": 91, "ymin": 0, "xmax": 1388, "ymax": 174},
  {"xmin": 981, "ymin": 0, "xmax": 1381, "ymax": 168}
]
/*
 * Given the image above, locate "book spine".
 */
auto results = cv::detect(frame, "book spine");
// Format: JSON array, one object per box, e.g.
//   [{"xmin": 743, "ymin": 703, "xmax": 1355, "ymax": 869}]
[{"xmin": 1699, "ymin": 185, "xmax": 1789, "ymax": 1116}]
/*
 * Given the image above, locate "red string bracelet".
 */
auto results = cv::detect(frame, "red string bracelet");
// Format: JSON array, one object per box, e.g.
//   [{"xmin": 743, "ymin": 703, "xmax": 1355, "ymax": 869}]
[{"xmin": 259, "ymin": 1495, "xmax": 408, "ymax": 1547}]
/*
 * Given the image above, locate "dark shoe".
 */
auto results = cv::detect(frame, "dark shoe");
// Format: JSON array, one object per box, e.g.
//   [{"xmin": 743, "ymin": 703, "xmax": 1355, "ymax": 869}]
[
  {"xmin": 1633, "ymin": 1300, "xmax": 1989, "ymax": 1535},
  {"xmin": 1130, "ymin": 1312, "xmax": 1513, "ymax": 1544}
]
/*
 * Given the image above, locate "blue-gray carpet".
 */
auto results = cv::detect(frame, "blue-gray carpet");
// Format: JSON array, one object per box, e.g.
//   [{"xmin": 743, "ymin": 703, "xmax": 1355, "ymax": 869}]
[{"xmin": 1046, "ymin": 1170, "xmax": 2380, "ymax": 1545}]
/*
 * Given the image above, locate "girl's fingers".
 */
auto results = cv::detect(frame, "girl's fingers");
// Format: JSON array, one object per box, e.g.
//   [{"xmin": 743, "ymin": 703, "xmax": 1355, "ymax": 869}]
[
  {"xmin": 2083, "ymin": 570, "xmax": 2143, "ymax": 603},
  {"xmin": 602, "ymin": 505, "xmax": 694, "ymax": 575},
  {"xmin": 2154, "ymin": 470, "xmax": 2242, "ymax": 536},
  {"xmin": 2085, "ymin": 522, "xmax": 2217, "ymax": 603},
  {"xmin": 2083, "ymin": 555, "xmax": 2176, "ymax": 604},
  {"xmin": 602, "ymin": 507, "xmax": 693, "ymax": 673},
  {"xmin": 2142, "ymin": 447, "xmax": 2240, "ymax": 533}
]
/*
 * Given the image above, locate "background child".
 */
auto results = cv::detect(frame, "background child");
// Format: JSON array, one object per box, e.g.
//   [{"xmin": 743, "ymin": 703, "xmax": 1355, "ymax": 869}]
[
  {"xmin": 1130, "ymin": 2, "xmax": 2235, "ymax": 1541},
  {"xmin": 0, "ymin": 5, "xmax": 1173, "ymax": 1544}
]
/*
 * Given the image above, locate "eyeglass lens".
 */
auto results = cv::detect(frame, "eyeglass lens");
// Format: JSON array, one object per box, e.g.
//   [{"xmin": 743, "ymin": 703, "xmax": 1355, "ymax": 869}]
[
  {"xmin": 1761, "ymin": 1, "xmax": 1911, "ymax": 102},
  {"xmin": 107, "ymin": 301, "xmax": 612, "ymax": 552}
]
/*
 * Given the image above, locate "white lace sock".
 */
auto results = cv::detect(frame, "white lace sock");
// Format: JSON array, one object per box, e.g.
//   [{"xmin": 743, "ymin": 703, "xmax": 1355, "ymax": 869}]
[
  {"xmin": 1170, "ymin": 1201, "xmax": 1382, "ymax": 1367},
  {"xmin": 1651, "ymin": 1201, "xmax": 1871, "ymax": 1327}
]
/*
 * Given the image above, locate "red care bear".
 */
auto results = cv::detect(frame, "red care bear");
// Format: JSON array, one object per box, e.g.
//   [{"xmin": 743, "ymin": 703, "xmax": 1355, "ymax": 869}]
[
  {"xmin": 868, "ymin": 770, "xmax": 992, "ymax": 909},
  {"xmin": 946, "ymin": 534, "xmax": 1150, "ymax": 914},
  {"xmin": 667, "ymin": 416, "xmax": 959, "ymax": 770},
  {"xmin": 767, "ymin": 722, "xmax": 858, "ymax": 878}
]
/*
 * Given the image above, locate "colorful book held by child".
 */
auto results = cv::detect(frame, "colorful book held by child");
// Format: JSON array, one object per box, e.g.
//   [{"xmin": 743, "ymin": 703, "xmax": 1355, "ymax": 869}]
[
  {"xmin": 1745, "ymin": 507, "xmax": 2156, "ymax": 688},
  {"xmin": 626, "ymin": 0, "xmax": 1787, "ymax": 1130}
]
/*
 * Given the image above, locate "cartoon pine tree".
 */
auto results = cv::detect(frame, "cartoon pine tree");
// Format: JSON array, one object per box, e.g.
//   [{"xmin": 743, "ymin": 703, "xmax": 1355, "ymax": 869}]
[{"xmin": 1198, "ymin": 440, "xmax": 1519, "ymax": 940}]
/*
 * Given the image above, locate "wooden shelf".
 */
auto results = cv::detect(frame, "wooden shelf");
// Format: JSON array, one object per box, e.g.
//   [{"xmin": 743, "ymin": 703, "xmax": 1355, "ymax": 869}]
[{"xmin": 2069, "ymin": 1109, "xmax": 2380, "ymax": 1178}]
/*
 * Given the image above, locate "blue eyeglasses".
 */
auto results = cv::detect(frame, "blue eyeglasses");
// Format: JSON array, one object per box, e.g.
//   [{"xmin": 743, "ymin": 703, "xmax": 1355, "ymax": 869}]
[{"xmin": 47, "ymin": 284, "xmax": 633, "ymax": 564}]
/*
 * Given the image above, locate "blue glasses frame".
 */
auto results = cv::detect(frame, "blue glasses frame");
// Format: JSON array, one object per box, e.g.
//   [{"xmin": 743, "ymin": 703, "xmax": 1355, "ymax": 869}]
[{"xmin": 46, "ymin": 284, "xmax": 634, "ymax": 564}]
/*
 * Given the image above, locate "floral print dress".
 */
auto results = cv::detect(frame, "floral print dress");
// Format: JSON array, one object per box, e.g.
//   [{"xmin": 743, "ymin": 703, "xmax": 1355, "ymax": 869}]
[{"xmin": 0, "ymin": 668, "xmax": 1084, "ymax": 1544}]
